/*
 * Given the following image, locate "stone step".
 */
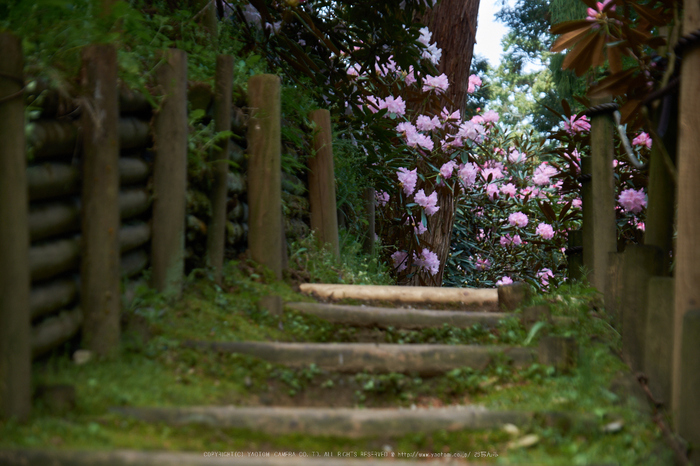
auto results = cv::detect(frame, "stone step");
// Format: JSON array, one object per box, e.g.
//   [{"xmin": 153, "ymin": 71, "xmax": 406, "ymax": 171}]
[
  {"xmin": 0, "ymin": 449, "xmax": 570, "ymax": 465},
  {"xmin": 285, "ymin": 301, "xmax": 509, "ymax": 329},
  {"xmin": 183, "ymin": 341, "xmax": 538, "ymax": 375},
  {"xmin": 111, "ymin": 405, "xmax": 533, "ymax": 438}
]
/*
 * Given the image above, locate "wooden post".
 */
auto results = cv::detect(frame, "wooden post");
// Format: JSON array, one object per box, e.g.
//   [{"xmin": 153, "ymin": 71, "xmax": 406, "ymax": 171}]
[
  {"xmin": 588, "ymin": 99, "xmax": 617, "ymax": 293},
  {"xmin": 308, "ymin": 109, "xmax": 340, "ymax": 259},
  {"xmin": 80, "ymin": 44, "xmax": 121, "ymax": 356},
  {"xmin": 567, "ymin": 229, "xmax": 583, "ymax": 281},
  {"xmin": 0, "ymin": 33, "xmax": 31, "ymax": 422},
  {"xmin": 644, "ymin": 277, "xmax": 674, "ymax": 404},
  {"xmin": 580, "ymin": 155, "xmax": 594, "ymax": 281},
  {"xmin": 679, "ymin": 309, "xmax": 700, "ymax": 450},
  {"xmin": 620, "ymin": 245, "xmax": 663, "ymax": 372},
  {"xmin": 362, "ymin": 187, "xmax": 375, "ymax": 256},
  {"xmin": 672, "ymin": 0, "xmax": 700, "ymax": 424},
  {"xmin": 206, "ymin": 55, "xmax": 233, "ymax": 284},
  {"xmin": 152, "ymin": 49, "xmax": 188, "ymax": 297},
  {"xmin": 247, "ymin": 74, "xmax": 283, "ymax": 279}
]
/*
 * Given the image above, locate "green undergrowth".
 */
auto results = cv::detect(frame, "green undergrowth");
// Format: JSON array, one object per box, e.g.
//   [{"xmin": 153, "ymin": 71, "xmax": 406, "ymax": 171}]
[{"xmin": 0, "ymin": 275, "xmax": 673, "ymax": 464}]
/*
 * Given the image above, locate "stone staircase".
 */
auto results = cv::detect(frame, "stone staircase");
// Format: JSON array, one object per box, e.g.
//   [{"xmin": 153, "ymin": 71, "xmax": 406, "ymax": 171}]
[{"xmin": 1, "ymin": 283, "xmax": 604, "ymax": 465}]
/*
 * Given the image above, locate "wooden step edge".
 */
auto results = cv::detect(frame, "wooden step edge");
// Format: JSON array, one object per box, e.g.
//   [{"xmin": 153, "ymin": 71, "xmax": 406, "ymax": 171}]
[
  {"xmin": 183, "ymin": 341, "xmax": 539, "ymax": 375},
  {"xmin": 284, "ymin": 301, "xmax": 510, "ymax": 329},
  {"xmin": 0, "ymin": 448, "xmax": 567, "ymax": 466},
  {"xmin": 110, "ymin": 405, "xmax": 534, "ymax": 438}
]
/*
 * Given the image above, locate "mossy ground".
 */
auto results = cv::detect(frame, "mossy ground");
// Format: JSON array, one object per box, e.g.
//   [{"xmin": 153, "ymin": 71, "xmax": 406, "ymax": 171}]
[{"xmin": 0, "ymin": 263, "xmax": 674, "ymax": 465}]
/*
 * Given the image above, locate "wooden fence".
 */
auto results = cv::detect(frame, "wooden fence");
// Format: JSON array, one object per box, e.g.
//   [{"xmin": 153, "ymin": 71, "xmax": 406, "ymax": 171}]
[
  {"xmin": 0, "ymin": 36, "xmax": 338, "ymax": 422},
  {"xmin": 573, "ymin": 13, "xmax": 700, "ymax": 448}
]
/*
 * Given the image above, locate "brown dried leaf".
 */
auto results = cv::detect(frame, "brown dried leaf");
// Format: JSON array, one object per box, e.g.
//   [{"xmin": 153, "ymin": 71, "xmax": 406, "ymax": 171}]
[
  {"xmin": 607, "ymin": 45, "xmax": 623, "ymax": 74},
  {"xmin": 562, "ymin": 31, "xmax": 600, "ymax": 76},
  {"xmin": 551, "ymin": 26, "xmax": 594, "ymax": 53},
  {"xmin": 550, "ymin": 19, "xmax": 594, "ymax": 35}
]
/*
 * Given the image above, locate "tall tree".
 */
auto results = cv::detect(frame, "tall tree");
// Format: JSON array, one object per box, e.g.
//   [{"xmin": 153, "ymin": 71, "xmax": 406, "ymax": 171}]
[{"xmin": 408, "ymin": 0, "xmax": 481, "ymax": 286}]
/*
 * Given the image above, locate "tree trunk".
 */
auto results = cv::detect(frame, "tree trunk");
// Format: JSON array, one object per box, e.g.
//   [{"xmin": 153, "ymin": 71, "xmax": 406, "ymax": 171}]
[{"xmin": 407, "ymin": 0, "xmax": 480, "ymax": 286}]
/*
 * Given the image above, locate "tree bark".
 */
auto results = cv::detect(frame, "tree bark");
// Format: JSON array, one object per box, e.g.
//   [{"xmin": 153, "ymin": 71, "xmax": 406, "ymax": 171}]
[{"xmin": 407, "ymin": 0, "xmax": 481, "ymax": 286}]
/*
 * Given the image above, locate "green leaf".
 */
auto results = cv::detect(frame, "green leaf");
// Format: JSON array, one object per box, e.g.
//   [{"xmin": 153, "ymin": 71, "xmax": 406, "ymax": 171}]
[{"xmin": 523, "ymin": 321, "xmax": 547, "ymax": 346}]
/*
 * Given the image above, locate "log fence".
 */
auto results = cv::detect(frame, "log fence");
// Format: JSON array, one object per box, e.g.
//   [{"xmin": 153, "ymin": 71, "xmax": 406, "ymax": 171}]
[
  {"xmin": 0, "ymin": 37, "xmax": 336, "ymax": 421},
  {"xmin": 571, "ymin": 22, "xmax": 700, "ymax": 449}
]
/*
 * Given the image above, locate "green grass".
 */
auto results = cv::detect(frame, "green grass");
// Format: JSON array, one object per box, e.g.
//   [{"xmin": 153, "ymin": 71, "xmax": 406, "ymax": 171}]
[{"xmin": 0, "ymin": 272, "xmax": 675, "ymax": 465}]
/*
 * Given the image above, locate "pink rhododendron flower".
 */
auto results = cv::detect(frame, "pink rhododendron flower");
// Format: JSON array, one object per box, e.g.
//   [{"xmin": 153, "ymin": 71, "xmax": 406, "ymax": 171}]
[
  {"xmin": 406, "ymin": 132, "xmax": 434, "ymax": 151},
  {"xmin": 440, "ymin": 107, "xmax": 460, "ymax": 122},
  {"xmin": 536, "ymin": 222, "xmax": 555, "ymax": 240},
  {"xmin": 618, "ymin": 188, "xmax": 647, "ymax": 213},
  {"xmin": 486, "ymin": 183, "xmax": 499, "ymax": 200},
  {"xmin": 474, "ymin": 256, "xmax": 490, "ymax": 271},
  {"xmin": 496, "ymin": 276, "xmax": 513, "ymax": 286},
  {"xmin": 512, "ymin": 234, "xmax": 523, "ymax": 246},
  {"xmin": 375, "ymin": 190, "xmax": 390, "ymax": 206},
  {"xmin": 532, "ymin": 162, "xmax": 558, "ymax": 186},
  {"xmin": 508, "ymin": 149, "xmax": 525, "ymax": 163},
  {"xmin": 482, "ymin": 110, "xmax": 500, "ymax": 124},
  {"xmin": 422, "ymin": 73, "xmax": 449, "ymax": 94},
  {"xmin": 572, "ymin": 198, "xmax": 582, "ymax": 209},
  {"xmin": 637, "ymin": 221, "xmax": 645, "ymax": 231},
  {"xmin": 418, "ymin": 27, "xmax": 432, "ymax": 46},
  {"xmin": 364, "ymin": 95, "xmax": 382, "ymax": 113},
  {"xmin": 467, "ymin": 74, "xmax": 482, "ymax": 93},
  {"xmin": 500, "ymin": 234, "xmax": 519, "ymax": 247},
  {"xmin": 457, "ymin": 121, "xmax": 485, "ymax": 142},
  {"xmin": 537, "ymin": 268, "xmax": 554, "ymax": 286},
  {"xmin": 416, "ymin": 114, "xmax": 442, "ymax": 131},
  {"xmin": 391, "ymin": 251, "xmax": 408, "ymax": 272},
  {"xmin": 482, "ymin": 167, "xmax": 504, "ymax": 182},
  {"xmin": 415, "ymin": 189, "xmax": 440, "ymax": 216},
  {"xmin": 415, "ymin": 248, "xmax": 440, "ymax": 276},
  {"xmin": 508, "ymin": 212, "xmax": 529, "ymax": 228},
  {"xmin": 404, "ymin": 66, "xmax": 416, "ymax": 86},
  {"xmin": 632, "ymin": 132, "xmax": 652, "ymax": 149},
  {"xmin": 440, "ymin": 160, "xmax": 457, "ymax": 179},
  {"xmin": 563, "ymin": 115, "xmax": 591, "ymax": 134},
  {"xmin": 381, "ymin": 96, "xmax": 406, "ymax": 116},
  {"xmin": 470, "ymin": 114, "xmax": 485, "ymax": 125},
  {"xmin": 458, "ymin": 163, "xmax": 478, "ymax": 187},
  {"xmin": 347, "ymin": 63, "xmax": 362, "ymax": 77},
  {"xmin": 396, "ymin": 121, "xmax": 417, "ymax": 135},
  {"xmin": 500, "ymin": 183, "xmax": 517, "ymax": 198},
  {"xmin": 414, "ymin": 221, "xmax": 427, "ymax": 235},
  {"xmin": 586, "ymin": 0, "xmax": 617, "ymax": 29},
  {"xmin": 396, "ymin": 167, "xmax": 418, "ymax": 196}
]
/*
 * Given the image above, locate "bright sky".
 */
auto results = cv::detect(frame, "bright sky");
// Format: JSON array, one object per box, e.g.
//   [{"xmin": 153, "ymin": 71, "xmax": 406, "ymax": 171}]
[{"xmin": 473, "ymin": 0, "xmax": 512, "ymax": 68}]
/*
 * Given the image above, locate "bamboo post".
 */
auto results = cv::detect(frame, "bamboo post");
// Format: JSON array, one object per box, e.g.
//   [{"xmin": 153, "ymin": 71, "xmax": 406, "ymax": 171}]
[
  {"xmin": 672, "ymin": 3, "xmax": 700, "ymax": 425},
  {"xmin": 206, "ymin": 55, "xmax": 233, "ymax": 284},
  {"xmin": 247, "ymin": 74, "xmax": 283, "ymax": 279},
  {"xmin": 0, "ymin": 33, "xmax": 31, "ymax": 422},
  {"xmin": 152, "ymin": 49, "xmax": 188, "ymax": 297},
  {"xmin": 588, "ymin": 99, "xmax": 617, "ymax": 293},
  {"xmin": 80, "ymin": 44, "xmax": 122, "ymax": 356},
  {"xmin": 308, "ymin": 109, "xmax": 340, "ymax": 259},
  {"xmin": 362, "ymin": 187, "xmax": 375, "ymax": 256},
  {"xmin": 620, "ymin": 245, "xmax": 663, "ymax": 372}
]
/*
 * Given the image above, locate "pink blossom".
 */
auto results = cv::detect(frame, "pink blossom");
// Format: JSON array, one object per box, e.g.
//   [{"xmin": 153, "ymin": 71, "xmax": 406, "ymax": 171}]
[
  {"xmin": 415, "ymin": 189, "xmax": 440, "ymax": 216},
  {"xmin": 406, "ymin": 132, "xmax": 434, "ymax": 151},
  {"xmin": 496, "ymin": 276, "xmax": 513, "ymax": 286},
  {"xmin": 416, "ymin": 114, "xmax": 442, "ymax": 131},
  {"xmin": 508, "ymin": 149, "xmax": 526, "ymax": 163},
  {"xmin": 440, "ymin": 107, "xmax": 460, "ymax": 122},
  {"xmin": 508, "ymin": 212, "xmax": 529, "ymax": 228},
  {"xmin": 347, "ymin": 63, "xmax": 362, "ymax": 77},
  {"xmin": 500, "ymin": 234, "xmax": 522, "ymax": 247},
  {"xmin": 396, "ymin": 121, "xmax": 417, "ymax": 136},
  {"xmin": 457, "ymin": 121, "xmax": 485, "ymax": 142},
  {"xmin": 486, "ymin": 183, "xmax": 499, "ymax": 200},
  {"xmin": 482, "ymin": 110, "xmax": 500, "ymax": 124},
  {"xmin": 537, "ymin": 268, "xmax": 554, "ymax": 286},
  {"xmin": 572, "ymin": 198, "xmax": 582, "ymax": 209},
  {"xmin": 375, "ymin": 190, "xmax": 390, "ymax": 206},
  {"xmin": 458, "ymin": 163, "xmax": 478, "ymax": 187},
  {"xmin": 423, "ymin": 43, "xmax": 442, "ymax": 65},
  {"xmin": 440, "ymin": 160, "xmax": 457, "ymax": 179},
  {"xmin": 404, "ymin": 66, "xmax": 416, "ymax": 86},
  {"xmin": 414, "ymin": 221, "xmax": 427, "ymax": 235},
  {"xmin": 397, "ymin": 167, "xmax": 418, "ymax": 196},
  {"xmin": 381, "ymin": 96, "xmax": 406, "ymax": 116},
  {"xmin": 536, "ymin": 222, "xmax": 555, "ymax": 240},
  {"xmin": 392, "ymin": 251, "xmax": 408, "ymax": 272},
  {"xmin": 418, "ymin": 27, "xmax": 432, "ymax": 46},
  {"xmin": 512, "ymin": 234, "xmax": 523, "ymax": 246},
  {"xmin": 632, "ymin": 132, "xmax": 652, "ymax": 149},
  {"xmin": 532, "ymin": 162, "xmax": 558, "ymax": 186},
  {"xmin": 415, "ymin": 248, "xmax": 440, "ymax": 276},
  {"xmin": 467, "ymin": 74, "xmax": 482, "ymax": 94},
  {"xmin": 365, "ymin": 96, "xmax": 382, "ymax": 113},
  {"xmin": 500, "ymin": 183, "xmax": 517, "ymax": 198},
  {"xmin": 563, "ymin": 115, "xmax": 591, "ymax": 134},
  {"xmin": 637, "ymin": 221, "xmax": 645, "ymax": 231},
  {"xmin": 422, "ymin": 73, "xmax": 449, "ymax": 94},
  {"xmin": 482, "ymin": 167, "xmax": 504, "ymax": 182},
  {"xmin": 470, "ymin": 115, "xmax": 485, "ymax": 125},
  {"xmin": 618, "ymin": 188, "xmax": 647, "ymax": 213},
  {"xmin": 474, "ymin": 256, "xmax": 490, "ymax": 271}
]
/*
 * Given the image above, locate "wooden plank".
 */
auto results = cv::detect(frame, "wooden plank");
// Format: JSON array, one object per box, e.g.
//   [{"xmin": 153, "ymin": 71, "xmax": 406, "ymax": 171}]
[
  {"xmin": 285, "ymin": 302, "xmax": 509, "ymax": 329},
  {"xmin": 31, "ymin": 308, "xmax": 82, "ymax": 359},
  {"xmin": 112, "ymin": 405, "xmax": 533, "ymax": 438},
  {"xmin": 299, "ymin": 283, "xmax": 498, "ymax": 307},
  {"xmin": 0, "ymin": 32, "xmax": 31, "ymax": 422},
  {"xmin": 184, "ymin": 341, "xmax": 538, "ymax": 375}
]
